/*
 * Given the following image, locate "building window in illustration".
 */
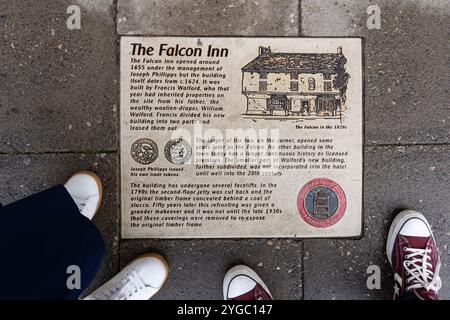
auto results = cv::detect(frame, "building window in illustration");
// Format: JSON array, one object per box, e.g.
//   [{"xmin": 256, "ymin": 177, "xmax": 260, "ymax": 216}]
[
  {"xmin": 290, "ymin": 81, "xmax": 298, "ymax": 91},
  {"xmin": 259, "ymin": 80, "xmax": 267, "ymax": 92},
  {"xmin": 318, "ymin": 98, "xmax": 335, "ymax": 115},
  {"xmin": 308, "ymin": 77, "xmax": 316, "ymax": 91},
  {"xmin": 259, "ymin": 73, "xmax": 267, "ymax": 92},
  {"xmin": 290, "ymin": 73, "xmax": 299, "ymax": 91},
  {"xmin": 324, "ymin": 81, "xmax": 332, "ymax": 91}
]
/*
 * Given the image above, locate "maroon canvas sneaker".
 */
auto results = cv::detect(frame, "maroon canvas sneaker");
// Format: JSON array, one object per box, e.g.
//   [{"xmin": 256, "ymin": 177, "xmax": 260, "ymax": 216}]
[
  {"xmin": 387, "ymin": 210, "xmax": 442, "ymax": 300},
  {"xmin": 223, "ymin": 265, "xmax": 273, "ymax": 300}
]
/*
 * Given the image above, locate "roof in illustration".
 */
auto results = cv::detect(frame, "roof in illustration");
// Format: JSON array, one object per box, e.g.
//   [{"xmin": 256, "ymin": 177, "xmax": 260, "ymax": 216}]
[{"xmin": 242, "ymin": 48, "xmax": 343, "ymax": 73}]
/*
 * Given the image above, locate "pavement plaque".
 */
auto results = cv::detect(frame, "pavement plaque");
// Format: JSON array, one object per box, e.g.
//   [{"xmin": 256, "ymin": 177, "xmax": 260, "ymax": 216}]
[{"xmin": 120, "ymin": 37, "xmax": 363, "ymax": 238}]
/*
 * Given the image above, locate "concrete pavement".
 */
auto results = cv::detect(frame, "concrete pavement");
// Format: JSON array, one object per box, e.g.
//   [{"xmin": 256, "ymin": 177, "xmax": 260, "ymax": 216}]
[{"xmin": 0, "ymin": 0, "xmax": 448, "ymax": 299}]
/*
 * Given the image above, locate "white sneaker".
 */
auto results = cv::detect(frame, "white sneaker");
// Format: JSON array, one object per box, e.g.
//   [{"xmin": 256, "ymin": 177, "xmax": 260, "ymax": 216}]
[
  {"xmin": 223, "ymin": 265, "xmax": 273, "ymax": 300},
  {"xmin": 84, "ymin": 253, "xmax": 169, "ymax": 300},
  {"xmin": 64, "ymin": 171, "xmax": 102, "ymax": 220}
]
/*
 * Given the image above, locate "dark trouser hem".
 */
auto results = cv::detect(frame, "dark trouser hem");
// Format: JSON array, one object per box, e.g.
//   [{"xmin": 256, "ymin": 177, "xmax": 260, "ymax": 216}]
[{"xmin": 0, "ymin": 185, "xmax": 106, "ymax": 300}]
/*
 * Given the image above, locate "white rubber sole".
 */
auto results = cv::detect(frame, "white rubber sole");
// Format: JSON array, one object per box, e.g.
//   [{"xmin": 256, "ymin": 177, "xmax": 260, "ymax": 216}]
[
  {"xmin": 223, "ymin": 265, "xmax": 273, "ymax": 300},
  {"xmin": 84, "ymin": 253, "xmax": 169, "ymax": 300},
  {"xmin": 386, "ymin": 210, "xmax": 434, "ymax": 266}
]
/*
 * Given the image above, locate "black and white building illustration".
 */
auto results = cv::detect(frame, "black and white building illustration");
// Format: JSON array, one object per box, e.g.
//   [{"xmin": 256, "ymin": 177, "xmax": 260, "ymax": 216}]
[{"xmin": 241, "ymin": 46, "xmax": 350, "ymax": 118}]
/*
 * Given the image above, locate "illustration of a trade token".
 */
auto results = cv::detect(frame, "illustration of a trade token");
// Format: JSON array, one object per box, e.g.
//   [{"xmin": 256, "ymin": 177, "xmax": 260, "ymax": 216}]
[
  {"xmin": 130, "ymin": 138, "xmax": 159, "ymax": 165},
  {"xmin": 296, "ymin": 178, "xmax": 347, "ymax": 228},
  {"xmin": 164, "ymin": 138, "xmax": 192, "ymax": 165}
]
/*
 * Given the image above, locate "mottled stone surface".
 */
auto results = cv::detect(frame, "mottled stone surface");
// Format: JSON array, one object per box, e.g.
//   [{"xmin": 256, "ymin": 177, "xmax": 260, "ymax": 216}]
[
  {"xmin": 301, "ymin": 0, "xmax": 450, "ymax": 145},
  {"xmin": 120, "ymin": 238, "xmax": 302, "ymax": 299},
  {"xmin": 0, "ymin": 0, "xmax": 118, "ymax": 153},
  {"xmin": 0, "ymin": 153, "xmax": 120, "ymax": 295},
  {"xmin": 117, "ymin": 0, "xmax": 299, "ymax": 36},
  {"xmin": 1, "ymin": 0, "xmax": 450, "ymax": 300},
  {"xmin": 304, "ymin": 145, "xmax": 450, "ymax": 300}
]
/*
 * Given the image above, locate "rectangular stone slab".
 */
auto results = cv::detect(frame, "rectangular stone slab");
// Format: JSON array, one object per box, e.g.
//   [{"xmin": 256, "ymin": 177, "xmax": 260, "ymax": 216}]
[
  {"xmin": 116, "ymin": 0, "xmax": 299, "ymax": 36},
  {"xmin": 301, "ymin": 0, "xmax": 450, "ymax": 145},
  {"xmin": 120, "ymin": 36, "xmax": 363, "ymax": 238},
  {"xmin": 120, "ymin": 238, "xmax": 303, "ymax": 299},
  {"xmin": 0, "ymin": 153, "xmax": 119, "ymax": 296},
  {"xmin": 0, "ymin": 0, "xmax": 118, "ymax": 153}
]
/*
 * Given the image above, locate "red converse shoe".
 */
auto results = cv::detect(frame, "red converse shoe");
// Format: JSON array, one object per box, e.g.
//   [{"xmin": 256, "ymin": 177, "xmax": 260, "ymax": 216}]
[
  {"xmin": 387, "ymin": 210, "xmax": 442, "ymax": 300},
  {"xmin": 223, "ymin": 265, "xmax": 273, "ymax": 300}
]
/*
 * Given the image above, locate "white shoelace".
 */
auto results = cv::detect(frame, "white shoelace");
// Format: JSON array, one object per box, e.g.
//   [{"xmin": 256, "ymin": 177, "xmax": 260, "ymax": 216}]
[
  {"xmin": 403, "ymin": 247, "xmax": 442, "ymax": 293},
  {"xmin": 97, "ymin": 270, "xmax": 147, "ymax": 300}
]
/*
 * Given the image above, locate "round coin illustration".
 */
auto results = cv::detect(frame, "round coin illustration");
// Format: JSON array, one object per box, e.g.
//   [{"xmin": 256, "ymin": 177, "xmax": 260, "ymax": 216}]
[
  {"xmin": 296, "ymin": 178, "xmax": 347, "ymax": 228},
  {"xmin": 164, "ymin": 138, "xmax": 192, "ymax": 165},
  {"xmin": 130, "ymin": 138, "xmax": 159, "ymax": 165}
]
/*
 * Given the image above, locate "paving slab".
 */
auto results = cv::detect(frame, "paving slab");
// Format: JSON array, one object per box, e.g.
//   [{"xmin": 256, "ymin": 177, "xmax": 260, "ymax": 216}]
[
  {"xmin": 116, "ymin": 0, "xmax": 303, "ymax": 300},
  {"xmin": 2, "ymin": 0, "xmax": 449, "ymax": 301},
  {"xmin": 301, "ymin": 0, "xmax": 450, "ymax": 145},
  {"xmin": 304, "ymin": 145, "xmax": 450, "ymax": 300},
  {"xmin": 0, "ymin": 153, "xmax": 120, "ymax": 294},
  {"xmin": 120, "ymin": 238, "xmax": 302, "ymax": 300},
  {"xmin": 117, "ymin": 0, "xmax": 299, "ymax": 36},
  {"xmin": 0, "ymin": 0, "xmax": 118, "ymax": 153}
]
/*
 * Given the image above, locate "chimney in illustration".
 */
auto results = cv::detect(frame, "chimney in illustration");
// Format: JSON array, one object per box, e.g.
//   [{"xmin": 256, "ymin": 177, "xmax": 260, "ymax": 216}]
[
  {"xmin": 337, "ymin": 46, "xmax": 343, "ymax": 54},
  {"xmin": 258, "ymin": 46, "xmax": 271, "ymax": 55}
]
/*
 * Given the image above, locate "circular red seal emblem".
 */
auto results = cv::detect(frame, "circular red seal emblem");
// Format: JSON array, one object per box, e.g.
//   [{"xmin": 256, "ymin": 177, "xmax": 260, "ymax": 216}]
[{"xmin": 296, "ymin": 178, "xmax": 347, "ymax": 228}]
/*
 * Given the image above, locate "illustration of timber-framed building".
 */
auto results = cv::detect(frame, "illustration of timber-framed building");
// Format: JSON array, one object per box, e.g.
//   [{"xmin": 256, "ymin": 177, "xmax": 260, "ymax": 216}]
[{"xmin": 241, "ymin": 46, "xmax": 349, "ymax": 118}]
